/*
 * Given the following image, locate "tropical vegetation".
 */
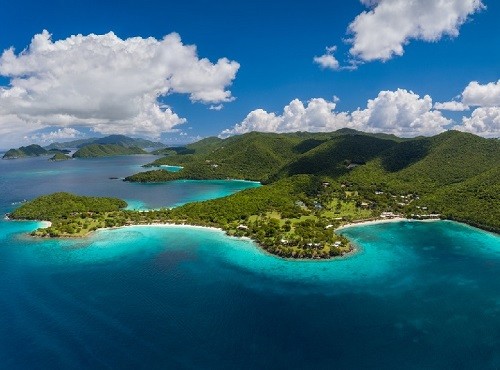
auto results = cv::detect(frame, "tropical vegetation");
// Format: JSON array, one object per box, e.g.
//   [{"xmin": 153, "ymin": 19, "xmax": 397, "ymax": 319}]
[
  {"xmin": 45, "ymin": 134, "xmax": 165, "ymax": 150},
  {"xmin": 126, "ymin": 130, "xmax": 499, "ymax": 232},
  {"xmin": 2, "ymin": 144, "xmax": 67, "ymax": 159},
  {"xmin": 9, "ymin": 129, "xmax": 500, "ymax": 259},
  {"xmin": 72, "ymin": 144, "xmax": 147, "ymax": 158}
]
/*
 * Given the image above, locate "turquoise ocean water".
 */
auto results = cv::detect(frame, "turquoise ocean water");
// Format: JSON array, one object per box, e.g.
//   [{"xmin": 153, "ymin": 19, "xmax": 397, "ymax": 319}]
[{"xmin": 0, "ymin": 156, "xmax": 499, "ymax": 368}]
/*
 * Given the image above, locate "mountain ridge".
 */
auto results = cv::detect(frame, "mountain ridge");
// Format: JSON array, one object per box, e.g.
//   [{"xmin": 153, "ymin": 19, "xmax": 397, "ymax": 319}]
[
  {"xmin": 2, "ymin": 144, "xmax": 69, "ymax": 159},
  {"xmin": 45, "ymin": 134, "xmax": 165, "ymax": 150},
  {"xmin": 72, "ymin": 144, "xmax": 148, "ymax": 158},
  {"xmin": 125, "ymin": 129, "xmax": 500, "ymax": 231}
]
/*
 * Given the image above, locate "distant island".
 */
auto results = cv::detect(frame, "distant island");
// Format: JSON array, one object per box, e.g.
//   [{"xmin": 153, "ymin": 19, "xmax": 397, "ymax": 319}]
[
  {"xmin": 45, "ymin": 134, "xmax": 166, "ymax": 150},
  {"xmin": 9, "ymin": 129, "xmax": 499, "ymax": 259},
  {"xmin": 72, "ymin": 144, "xmax": 147, "ymax": 158},
  {"xmin": 3, "ymin": 134, "xmax": 167, "ymax": 160},
  {"xmin": 2, "ymin": 144, "xmax": 70, "ymax": 159}
]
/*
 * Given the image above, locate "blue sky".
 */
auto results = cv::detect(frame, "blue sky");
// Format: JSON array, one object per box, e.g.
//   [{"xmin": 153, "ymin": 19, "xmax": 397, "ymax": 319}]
[{"xmin": 0, "ymin": 0, "xmax": 499, "ymax": 148}]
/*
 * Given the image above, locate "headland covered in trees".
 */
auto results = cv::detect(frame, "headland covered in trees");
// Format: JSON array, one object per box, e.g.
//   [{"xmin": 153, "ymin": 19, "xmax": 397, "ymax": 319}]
[
  {"xmin": 2, "ymin": 134, "xmax": 166, "ymax": 159},
  {"xmin": 9, "ymin": 129, "xmax": 500, "ymax": 259}
]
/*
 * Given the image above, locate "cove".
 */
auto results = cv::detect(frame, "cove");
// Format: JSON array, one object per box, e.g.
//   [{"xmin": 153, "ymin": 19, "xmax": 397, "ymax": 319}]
[
  {"xmin": 0, "ymin": 155, "xmax": 260, "ymax": 210},
  {"xmin": 1, "ymin": 155, "xmax": 499, "ymax": 368},
  {"xmin": 1, "ymin": 220, "xmax": 498, "ymax": 368}
]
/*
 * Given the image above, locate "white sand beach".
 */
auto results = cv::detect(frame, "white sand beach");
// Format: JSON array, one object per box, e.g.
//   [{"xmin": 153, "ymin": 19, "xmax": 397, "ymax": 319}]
[{"xmin": 335, "ymin": 217, "xmax": 441, "ymax": 231}]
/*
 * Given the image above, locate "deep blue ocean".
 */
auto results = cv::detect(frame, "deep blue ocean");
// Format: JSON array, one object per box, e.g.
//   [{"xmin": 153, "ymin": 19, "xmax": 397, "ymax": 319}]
[{"xmin": 0, "ymin": 155, "xmax": 499, "ymax": 369}]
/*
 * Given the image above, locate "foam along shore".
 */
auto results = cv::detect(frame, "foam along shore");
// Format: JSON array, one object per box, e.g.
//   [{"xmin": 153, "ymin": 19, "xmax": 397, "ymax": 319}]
[
  {"xmin": 5, "ymin": 215, "xmax": 53, "ymax": 227},
  {"xmin": 39, "ymin": 221, "xmax": 52, "ymax": 228},
  {"xmin": 114, "ymin": 222, "xmax": 224, "ymax": 233},
  {"xmin": 103, "ymin": 223, "xmax": 253, "ymax": 242},
  {"xmin": 95, "ymin": 222, "xmax": 256, "ymax": 244},
  {"xmin": 335, "ymin": 217, "xmax": 440, "ymax": 231}
]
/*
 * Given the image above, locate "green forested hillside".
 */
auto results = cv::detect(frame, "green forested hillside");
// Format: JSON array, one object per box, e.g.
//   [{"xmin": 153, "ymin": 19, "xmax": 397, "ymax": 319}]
[
  {"xmin": 2, "ymin": 144, "xmax": 70, "ymax": 159},
  {"xmin": 13, "ymin": 129, "xmax": 499, "ymax": 258},
  {"xmin": 91, "ymin": 134, "xmax": 164, "ymax": 148},
  {"xmin": 420, "ymin": 166, "xmax": 500, "ymax": 231},
  {"xmin": 126, "ymin": 130, "xmax": 499, "ymax": 231},
  {"xmin": 185, "ymin": 136, "xmax": 225, "ymax": 154},
  {"xmin": 11, "ymin": 192, "xmax": 127, "ymax": 221},
  {"xmin": 132, "ymin": 130, "xmax": 415, "ymax": 181},
  {"xmin": 387, "ymin": 131, "xmax": 499, "ymax": 186},
  {"xmin": 73, "ymin": 144, "xmax": 147, "ymax": 158},
  {"xmin": 151, "ymin": 147, "xmax": 194, "ymax": 156},
  {"xmin": 46, "ymin": 134, "xmax": 165, "ymax": 150},
  {"xmin": 130, "ymin": 132, "xmax": 310, "ymax": 182},
  {"xmin": 273, "ymin": 135, "xmax": 398, "ymax": 179},
  {"xmin": 3, "ymin": 144, "xmax": 49, "ymax": 159}
]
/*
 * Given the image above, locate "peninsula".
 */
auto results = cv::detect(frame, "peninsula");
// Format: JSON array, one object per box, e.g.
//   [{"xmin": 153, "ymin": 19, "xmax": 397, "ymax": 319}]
[
  {"xmin": 9, "ymin": 129, "xmax": 500, "ymax": 259},
  {"xmin": 125, "ymin": 130, "xmax": 500, "ymax": 233}
]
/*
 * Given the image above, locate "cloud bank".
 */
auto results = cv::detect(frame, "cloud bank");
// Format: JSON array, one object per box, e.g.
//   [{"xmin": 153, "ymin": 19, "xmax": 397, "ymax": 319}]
[
  {"xmin": 348, "ymin": 0, "xmax": 484, "ymax": 62},
  {"xmin": 27, "ymin": 127, "xmax": 84, "ymax": 143},
  {"xmin": 461, "ymin": 80, "xmax": 500, "ymax": 107},
  {"xmin": 458, "ymin": 107, "xmax": 500, "ymax": 137},
  {"xmin": 221, "ymin": 89, "xmax": 452, "ymax": 138},
  {"xmin": 0, "ymin": 30, "xmax": 240, "ymax": 146},
  {"xmin": 431, "ymin": 80, "xmax": 499, "ymax": 137},
  {"xmin": 433, "ymin": 101, "xmax": 469, "ymax": 112},
  {"xmin": 223, "ymin": 80, "xmax": 500, "ymax": 139},
  {"xmin": 439, "ymin": 80, "xmax": 500, "ymax": 137}
]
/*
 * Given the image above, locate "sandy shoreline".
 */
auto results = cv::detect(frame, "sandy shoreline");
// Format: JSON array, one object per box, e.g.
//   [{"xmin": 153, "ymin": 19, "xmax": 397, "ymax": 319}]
[
  {"xmin": 118, "ymin": 223, "xmax": 224, "ymax": 233},
  {"xmin": 39, "ymin": 221, "xmax": 52, "ymax": 228},
  {"xmin": 335, "ymin": 217, "xmax": 440, "ymax": 231},
  {"xmin": 110, "ymin": 223, "xmax": 254, "ymax": 241}
]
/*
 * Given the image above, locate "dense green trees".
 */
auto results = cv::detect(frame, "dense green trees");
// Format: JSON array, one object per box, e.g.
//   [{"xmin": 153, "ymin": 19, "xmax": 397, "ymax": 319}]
[
  {"xmin": 73, "ymin": 144, "xmax": 147, "ymax": 158},
  {"xmin": 46, "ymin": 134, "xmax": 165, "ymax": 150},
  {"xmin": 10, "ymin": 176, "xmax": 352, "ymax": 258},
  {"xmin": 10, "ymin": 129, "xmax": 500, "ymax": 259},
  {"xmin": 126, "ymin": 130, "xmax": 499, "ymax": 231},
  {"xmin": 3, "ymin": 144, "xmax": 49, "ymax": 159},
  {"xmin": 10, "ymin": 193, "xmax": 127, "ymax": 221}
]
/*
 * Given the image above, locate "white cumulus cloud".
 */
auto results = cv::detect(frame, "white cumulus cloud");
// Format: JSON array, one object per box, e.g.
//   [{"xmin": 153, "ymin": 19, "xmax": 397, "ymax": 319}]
[
  {"xmin": 350, "ymin": 89, "xmax": 451, "ymax": 136},
  {"xmin": 313, "ymin": 46, "xmax": 340, "ymax": 70},
  {"xmin": 0, "ymin": 114, "xmax": 43, "ymax": 149},
  {"xmin": 348, "ymin": 0, "xmax": 484, "ymax": 62},
  {"xmin": 220, "ymin": 98, "xmax": 350, "ymax": 137},
  {"xmin": 209, "ymin": 104, "xmax": 224, "ymax": 111},
  {"xmin": 456, "ymin": 107, "xmax": 500, "ymax": 137},
  {"xmin": 27, "ymin": 127, "xmax": 84, "ymax": 143},
  {"xmin": 221, "ymin": 89, "xmax": 450, "ymax": 138},
  {"xmin": 0, "ymin": 30, "xmax": 240, "ymax": 145},
  {"xmin": 436, "ymin": 80, "xmax": 500, "ymax": 137},
  {"xmin": 434, "ymin": 101, "xmax": 470, "ymax": 111},
  {"xmin": 461, "ymin": 80, "xmax": 500, "ymax": 107}
]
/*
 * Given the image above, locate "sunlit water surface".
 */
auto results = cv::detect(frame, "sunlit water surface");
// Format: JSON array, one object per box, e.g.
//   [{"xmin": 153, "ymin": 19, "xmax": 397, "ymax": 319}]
[{"xmin": 0, "ymin": 156, "xmax": 498, "ymax": 368}]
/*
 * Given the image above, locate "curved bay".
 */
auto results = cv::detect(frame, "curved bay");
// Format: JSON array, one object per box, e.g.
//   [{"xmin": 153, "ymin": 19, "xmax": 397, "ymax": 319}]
[{"xmin": 1, "ymin": 156, "xmax": 499, "ymax": 369}]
